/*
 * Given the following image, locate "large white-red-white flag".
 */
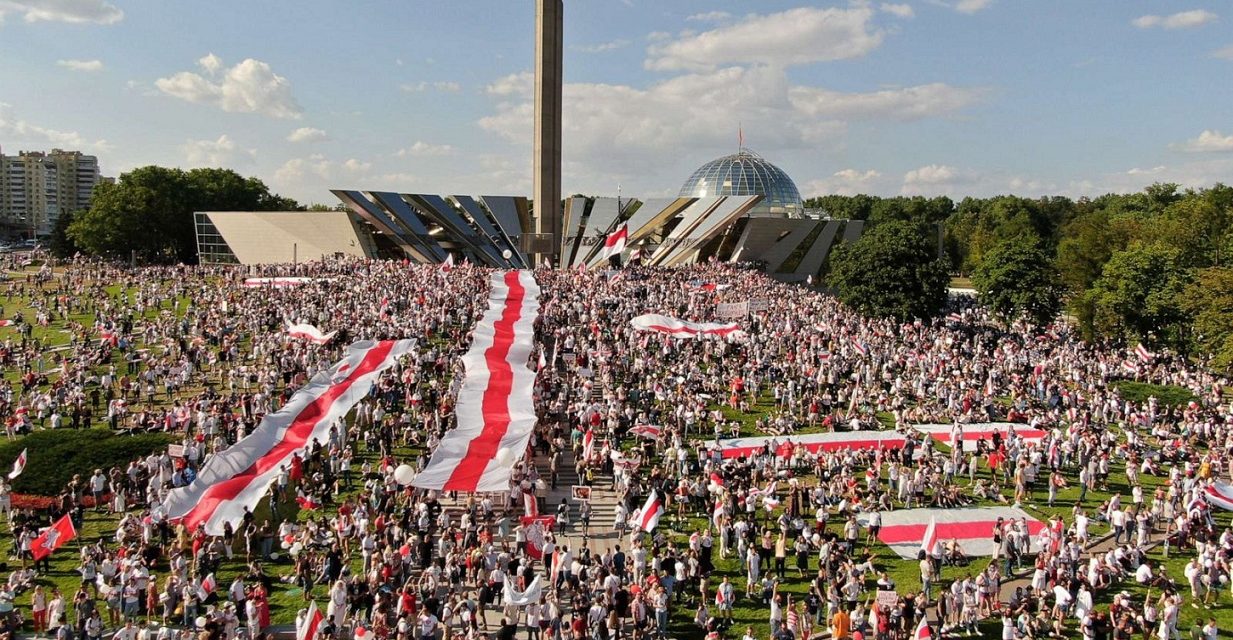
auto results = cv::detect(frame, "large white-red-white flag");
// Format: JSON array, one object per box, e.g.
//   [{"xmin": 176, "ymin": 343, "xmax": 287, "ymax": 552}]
[
  {"xmin": 630, "ymin": 314, "xmax": 744, "ymax": 340},
  {"xmin": 1135, "ymin": 343, "xmax": 1154, "ymax": 362},
  {"xmin": 414, "ymin": 271, "xmax": 541, "ymax": 492},
  {"xmin": 582, "ymin": 428, "xmax": 595, "ymax": 461},
  {"xmin": 636, "ymin": 490, "xmax": 664, "ymax": 532},
  {"xmin": 703, "ymin": 431, "xmax": 908, "ymax": 460},
  {"xmin": 285, "ymin": 322, "xmax": 336, "ymax": 345},
  {"xmin": 440, "ymin": 253, "xmax": 455, "ymax": 272},
  {"xmin": 601, "ymin": 224, "xmax": 628, "ymax": 259},
  {"xmin": 859, "ymin": 507, "xmax": 1045, "ymax": 559},
  {"xmin": 8, "ymin": 448, "xmax": 26, "ymax": 480},
  {"xmin": 912, "ymin": 615, "xmax": 932, "ymax": 640},
  {"xmin": 298, "ymin": 600, "xmax": 325, "ymax": 640},
  {"xmin": 162, "ymin": 340, "xmax": 414, "ymax": 534},
  {"xmin": 920, "ymin": 517, "xmax": 940, "ymax": 557}
]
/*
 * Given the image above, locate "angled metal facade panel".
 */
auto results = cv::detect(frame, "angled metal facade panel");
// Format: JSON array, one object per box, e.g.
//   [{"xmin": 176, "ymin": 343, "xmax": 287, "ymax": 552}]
[
  {"xmin": 649, "ymin": 197, "xmax": 722, "ymax": 264},
  {"xmin": 452, "ymin": 196, "xmax": 521, "ymax": 267},
  {"xmin": 332, "ymin": 190, "xmax": 438, "ymax": 262},
  {"xmin": 572, "ymin": 197, "xmax": 623, "ymax": 266},
  {"xmin": 560, "ymin": 196, "xmax": 590, "ymax": 267},
  {"xmin": 658, "ymin": 196, "xmax": 761, "ymax": 267},
  {"xmin": 625, "ymin": 198, "xmax": 693, "ymax": 244},
  {"xmin": 842, "ymin": 219, "xmax": 865, "ymax": 243},
  {"xmin": 404, "ymin": 194, "xmax": 505, "ymax": 266},
  {"xmin": 794, "ymin": 220, "xmax": 842, "ymax": 278},
  {"xmin": 730, "ymin": 218, "xmax": 815, "ymax": 269},
  {"xmin": 367, "ymin": 192, "xmax": 450, "ymax": 263}
]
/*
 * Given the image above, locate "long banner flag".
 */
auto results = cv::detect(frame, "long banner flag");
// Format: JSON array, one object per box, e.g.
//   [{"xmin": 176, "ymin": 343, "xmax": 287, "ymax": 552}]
[
  {"xmin": 912, "ymin": 422, "xmax": 1046, "ymax": 452},
  {"xmin": 162, "ymin": 339, "xmax": 414, "ymax": 534},
  {"xmin": 703, "ymin": 431, "xmax": 908, "ymax": 459},
  {"xmin": 414, "ymin": 271, "xmax": 541, "ymax": 492},
  {"xmin": 857, "ymin": 506, "xmax": 1045, "ymax": 559},
  {"xmin": 1203, "ymin": 481, "xmax": 1233, "ymax": 511},
  {"xmin": 630, "ymin": 314, "xmax": 743, "ymax": 340}
]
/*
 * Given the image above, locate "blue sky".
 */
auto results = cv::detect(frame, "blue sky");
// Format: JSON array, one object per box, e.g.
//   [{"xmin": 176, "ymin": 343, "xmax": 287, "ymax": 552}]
[{"xmin": 1, "ymin": 0, "xmax": 1231, "ymax": 205}]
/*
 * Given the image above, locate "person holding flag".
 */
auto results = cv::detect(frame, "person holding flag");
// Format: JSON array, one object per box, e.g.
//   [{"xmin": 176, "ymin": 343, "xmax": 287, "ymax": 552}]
[
  {"xmin": 32, "ymin": 513, "xmax": 76, "ymax": 564},
  {"xmin": 8, "ymin": 448, "xmax": 26, "ymax": 480},
  {"xmin": 636, "ymin": 490, "xmax": 664, "ymax": 532},
  {"xmin": 715, "ymin": 577, "xmax": 735, "ymax": 623}
]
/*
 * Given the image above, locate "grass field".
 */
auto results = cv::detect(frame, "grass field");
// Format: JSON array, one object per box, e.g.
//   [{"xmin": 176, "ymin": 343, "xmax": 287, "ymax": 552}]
[{"xmin": 0, "ymin": 264, "xmax": 1228, "ymax": 640}]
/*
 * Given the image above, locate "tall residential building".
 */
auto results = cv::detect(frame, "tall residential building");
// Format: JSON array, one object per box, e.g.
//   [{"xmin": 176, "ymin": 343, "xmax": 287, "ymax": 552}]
[{"xmin": 0, "ymin": 147, "xmax": 103, "ymax": 236}]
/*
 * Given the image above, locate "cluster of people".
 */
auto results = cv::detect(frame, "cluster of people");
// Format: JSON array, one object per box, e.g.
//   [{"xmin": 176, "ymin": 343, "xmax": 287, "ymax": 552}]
[{"xmin": 0, "ymin": 255, "xmax": 1228, "ymax": 640}]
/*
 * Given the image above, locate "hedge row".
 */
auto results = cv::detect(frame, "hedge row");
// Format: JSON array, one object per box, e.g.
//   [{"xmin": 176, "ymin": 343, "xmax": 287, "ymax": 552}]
[{"xmin": 0, "ymin": 429, "xmax": 177, "ymax": 497}]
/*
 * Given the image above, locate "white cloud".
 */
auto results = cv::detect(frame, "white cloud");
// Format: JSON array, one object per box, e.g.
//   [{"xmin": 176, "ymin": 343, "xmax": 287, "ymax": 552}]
[
  {"xmin": 0, "ymin": 103, "xmax": 107, "ymax": 150},
  {"xmin": 954, "ymin": 0, "xmax": 992, "ymax": 14},
  {"xmin": 155, "ymin": 54, "xmax": 302, "ymax": 119},
  {"xmin": 572, "ymin": 39, "xmax": 630, "ymax": 53},
  {"xmin": 685, "ymin": 11, "xmax": 731, "ymax": 22},
  {"xmin": 904, "ymin": 164, "xmax": 960, "ymax": 185},
  {"xmin": 57, "ymin": 59, "xmax": 103, "ymax": 72},
  {"xmin": 789, "ymin": 82, "xmax": 988, "ymax": 121},
  {"xmin": 0, "ymin": 0, "xmax": 122, "ymax": 24},
  {"xmin": 286, "ymin": 127, "xmax": 327, "ymax": 143},
  {"xmin": 400, "ymin": 81, "xmax": 461, "ymax": 93},
  {"xmin": 484, "ymin": 72, "xmax": 534, "ymax": 98},
  {"xmin": 181, "ymin": 134, "xmax": 256, "ymax": 167},
  {"xmin": 1176, "ymin": 129, "xmax": 1233, "ymax": 152},
  {"xmin": 1132, "ymin": 10, "xmax": 1217, "ymax": 30},
  {"xmin": 900, "ymin": 164, "xmax": 980, "ymax": 195},
  {"xmin": 479, "ymin": 65, "xmax": 987, "ymax": 192},
  {"xmin": 645, "ymin": 6, "xmax": 883, "ymax": 71},
  {"xmin": 880, "ymin": 3, "xmax": 914, "ymax": 18},
  {"xmin": 398, "ymin": 141, "xmax": 454, "ymax": 157},
  {"xmin": 1212, "ymin": 44, "xmax": 1233, "ymax": 59},
  {"xmin": 804, "ymin": 169, "xmax": 885, "ymax": 196},
  {"xmin": 1126, "ymin": 165, "xmax": 1168, "ymax": 176}
]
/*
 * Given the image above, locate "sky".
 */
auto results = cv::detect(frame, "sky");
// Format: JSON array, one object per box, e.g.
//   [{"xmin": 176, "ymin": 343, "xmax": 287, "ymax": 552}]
[{"xmin": 1, "ymin": 0, "xmax": 1232, "ymax": 206}]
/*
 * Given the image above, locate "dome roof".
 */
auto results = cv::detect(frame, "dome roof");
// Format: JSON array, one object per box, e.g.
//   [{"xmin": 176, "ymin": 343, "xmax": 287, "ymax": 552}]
[{"xmin": 679, "ymin": 149, "xmax": 802, "ymax": 217}]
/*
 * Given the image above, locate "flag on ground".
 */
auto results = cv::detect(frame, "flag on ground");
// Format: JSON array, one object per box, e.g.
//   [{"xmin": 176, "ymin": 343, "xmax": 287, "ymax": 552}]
[
  {"xmin": 8, "ymin": 448, "xmax": 26, "ymax": 480},
  {"xmin": 920, "ymin": 517, "xmax": 939, "ymax": 557},
  {"xmin": 32, "ymin": 514, "xmax": 76, "ymax": 562}
]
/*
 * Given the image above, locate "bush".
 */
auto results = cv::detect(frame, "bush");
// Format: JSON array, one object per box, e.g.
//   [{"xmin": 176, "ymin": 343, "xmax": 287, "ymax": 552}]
[
  {"xmin": 0, "ymin": 429, "xmax": 176, "ymax": 496},
  {"xmin": 1110, "ymin": 380, "xmax": 1195, "ymax": 407}
]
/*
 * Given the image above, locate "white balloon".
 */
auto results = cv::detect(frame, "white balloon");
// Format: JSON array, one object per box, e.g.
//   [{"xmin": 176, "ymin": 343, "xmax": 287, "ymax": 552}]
[
  {"xmin": 268, "ymin": 553, "xmax": 279, "ymax": 561},
  {"xmin": 393, "ymin": 464, "xmax": 416, "ymax": 486},
  {"xmin": 290, "ymin": 543, "xmax": 303, "ymax": 556}
]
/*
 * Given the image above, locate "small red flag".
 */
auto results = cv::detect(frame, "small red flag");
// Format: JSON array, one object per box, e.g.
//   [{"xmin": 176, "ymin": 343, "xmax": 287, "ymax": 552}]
[{"xmin": 32, "ymin": 514, "xmax": 76, "ymax": 562}]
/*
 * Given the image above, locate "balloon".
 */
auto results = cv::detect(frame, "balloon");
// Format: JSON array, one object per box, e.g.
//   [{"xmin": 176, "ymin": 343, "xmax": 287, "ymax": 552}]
[
  {"xmin": 195, "ymin": 617, "xmax": 207, "ymax": 630},
  {"xmin": 268, "ymin": 553, "xmax": 279, "ymax": 561},
  {"xmin": 355, "ymin": 628, "xmax": 368, "ymax": 640},
  {"xmin": 290, "ymin": 543, "xmax": 303, "ymax": 556},
  {"xmin": 393, "ymin": 464, "xmax": 416, "ymax": 486},
  {"xmin": 280, "ymin": 541, "xmax": 291, "ymax": 550}
]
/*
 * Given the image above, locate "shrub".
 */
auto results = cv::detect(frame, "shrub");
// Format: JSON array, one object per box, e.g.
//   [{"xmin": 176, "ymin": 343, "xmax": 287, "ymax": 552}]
[{"xmin": 0, "ymin": 429, "xmax": 176, "ymax": 496}]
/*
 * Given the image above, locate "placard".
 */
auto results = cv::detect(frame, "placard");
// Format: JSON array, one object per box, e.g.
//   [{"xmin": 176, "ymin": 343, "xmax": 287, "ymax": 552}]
[
  {"xmin": 715, "ymin": 302, "xmax": 748, "ymax": 319},
  {"xmin": 168, "ymin": 444, "xmax": 185, "ymax": 458},
  {"xmin": 748, "ymin": 300, "xmax": 770, "ymax": 312},
  {"xmin": 570, "ymin": 485, "xmax": 593, "ymax": 502},
  {"xmin": 876, "ymin": 590, "xmax": 898, "ymax": 608}
]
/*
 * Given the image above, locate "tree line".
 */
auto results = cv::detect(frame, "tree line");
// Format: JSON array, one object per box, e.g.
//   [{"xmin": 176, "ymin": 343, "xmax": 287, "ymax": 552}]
[{"xmin": 813, "ymin": 184, "xmax": 1233, "ymax": 370}]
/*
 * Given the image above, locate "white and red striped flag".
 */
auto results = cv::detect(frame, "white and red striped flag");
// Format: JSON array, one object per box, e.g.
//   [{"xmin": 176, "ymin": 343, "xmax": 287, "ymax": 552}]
[
  {"xmin": 636, "ymin": 490, "xmax": 664, "ymax": 532},
  {"xmin": 298, "ymin": 600, "xmax": 325, "ymax": 640},
  {"xmin": 851, "ymin": 337, "xmax": 868, "ymax": 357},
  {"xmin": 1135, "ymin": 343, "xmax": 1154, "ymax": 362},
  {"xmin": 440, "ymin": 253, "xmax": 455, "ymax": 272},
  {"xmin": 413, "ymin": 271, "xmax": 541, "ymax": 492},
  {"xmin": 630, "ymin": 424, "xmax": 662, "ymax": 439},
  {"xmin": 8, "ymin": 448, "xmax": 26, "ymax": 480},
  {"xmin": 286, "ymin": 322, "xmax": 336, "ymax": 345},
  {"xmin": 629, "ymin": 246, "xmax": 642, "ymax": 262},
  {"xmin": 582, "ymin": 428, "xmax": 595, "ymax": 461},
  {"xmin": 920, "ymin": 516, "xmax": 940, "ymax": 557},
  {"xmin": 197, "ymin": 573, "xmax": 216, "ymax": 601},
  {"xmin": 601, "ymin": 224, "xmax": 629, "ymax": 259},
  {"xmin": 912, "ymin": 615, "xmax": 933, "ymax": 640},
  {"xmin": 630, "ymin": 314, "xmax": 744, "ymax": 340},
  {"xmin": 162, "ymin": 340, "xmax": 414, "ymax": 534}
]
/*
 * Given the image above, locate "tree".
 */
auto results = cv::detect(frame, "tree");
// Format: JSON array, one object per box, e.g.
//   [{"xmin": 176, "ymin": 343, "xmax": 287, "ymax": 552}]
[
  {"xmin": 1180, "ymin": 267, "xmax": 1233, "ymax": 371},
  {"xmin": 1080, "ymin": 243, "xmax": 1192, "ymax": 348},
  {"xmin": 49, "ymin": 209, "xmax": 82, "ymax": 258},
  {"xmin": 971, "ymin": 237, "xmax": 1062, "ymax": 327},
  {"xmin": 68, "ymin": 166, "xmax": 300, "ymax": 263},
  {"xmin": 828, "ymin": 220, "xmax": 949, "ymax": 321}
]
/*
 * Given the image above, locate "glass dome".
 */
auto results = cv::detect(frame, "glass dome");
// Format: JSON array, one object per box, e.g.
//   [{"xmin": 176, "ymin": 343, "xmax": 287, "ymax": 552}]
[{"xmin": 679, "ymin": 149, "xmax": 803, "ymax": 217}]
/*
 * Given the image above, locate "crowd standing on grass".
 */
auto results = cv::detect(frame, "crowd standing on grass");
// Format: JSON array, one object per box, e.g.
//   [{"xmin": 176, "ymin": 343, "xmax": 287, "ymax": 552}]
[{"xmin": 0, "ymin": 256, "xmax": 1228, "ymax": 640}]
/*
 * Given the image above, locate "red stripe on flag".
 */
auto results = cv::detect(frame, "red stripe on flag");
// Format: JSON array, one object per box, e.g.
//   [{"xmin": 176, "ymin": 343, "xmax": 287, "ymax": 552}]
[
  {"xmin": 878, "ymin": 519, "xmax": 1045, "ymax": 545},
  {"xmin": 444, "ymin": 271, "xmax": 526, "ymax": 490},
  {"xmin": 180, "ymin": 341, "xmax": 397, "ymax": 530}
]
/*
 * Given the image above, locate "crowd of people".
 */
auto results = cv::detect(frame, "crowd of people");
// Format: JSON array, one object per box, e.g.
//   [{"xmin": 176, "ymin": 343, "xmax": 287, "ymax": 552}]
[{"xmin": 0, "ymin": 256, "xmax": 1229, "ymax": 640}]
